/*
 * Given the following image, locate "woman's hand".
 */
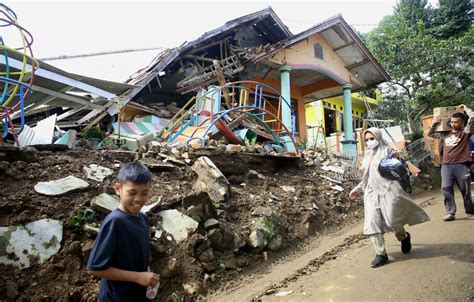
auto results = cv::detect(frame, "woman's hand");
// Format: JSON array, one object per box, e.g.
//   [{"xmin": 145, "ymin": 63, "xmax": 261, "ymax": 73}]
[{"xmin": 349, "ymin": 189, "xmax": 359, "ymax": 200}]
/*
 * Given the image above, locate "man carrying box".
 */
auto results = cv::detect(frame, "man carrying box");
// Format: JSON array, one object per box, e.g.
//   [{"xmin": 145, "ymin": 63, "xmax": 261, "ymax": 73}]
[{"xmin": 428, "ymin": 108, "xmax": 474, "ymax": 221}]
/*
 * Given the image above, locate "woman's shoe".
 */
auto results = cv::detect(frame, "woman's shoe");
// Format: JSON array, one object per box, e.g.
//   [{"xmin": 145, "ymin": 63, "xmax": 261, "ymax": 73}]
[
  {"xmin": 401, "ymin": 232, "xmax": 412, "ymax": 254},
  {"xmin": 370, "ymin": 254, "xmax": 389, "ymax": 268}
]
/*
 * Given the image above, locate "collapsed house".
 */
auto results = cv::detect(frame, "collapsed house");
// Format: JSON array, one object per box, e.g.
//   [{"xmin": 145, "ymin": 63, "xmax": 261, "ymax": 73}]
[{"xmin": 1, "ymin": 7, "xmax": 389, "ymax": 157}]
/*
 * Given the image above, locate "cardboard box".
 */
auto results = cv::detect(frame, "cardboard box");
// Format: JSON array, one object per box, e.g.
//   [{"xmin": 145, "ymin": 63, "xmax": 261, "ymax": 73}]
[
  {"xmin": 433, "ymin": 105, "xmax": 465, "ymax": 118},
  {"xmin": 434, "ymin": 117, "xmax": 453, "ymax": 132}
]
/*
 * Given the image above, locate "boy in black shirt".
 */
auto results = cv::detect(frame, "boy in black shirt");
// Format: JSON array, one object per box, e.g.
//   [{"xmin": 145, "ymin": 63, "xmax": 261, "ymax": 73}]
[{"xmin": 87, "ymin": 162, "xmax": 159, "ymax": 301}]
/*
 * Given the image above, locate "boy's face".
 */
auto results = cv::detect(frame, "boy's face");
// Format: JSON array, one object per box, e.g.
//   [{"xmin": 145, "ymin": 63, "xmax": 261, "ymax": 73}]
[
  {"xmin": 450, "ymin": 117, "xmax": 464, "ymax": 131},
  {"xmin": 114, "ymin": 181, "xmax": 151, "ymax": 215}
]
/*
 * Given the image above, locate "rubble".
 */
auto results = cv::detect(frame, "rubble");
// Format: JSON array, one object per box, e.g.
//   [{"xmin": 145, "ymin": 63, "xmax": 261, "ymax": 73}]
[
  {"xmin": 0, "ymin": 219, "xmax": 63, "ymax": 269},
  {"xmin": 91, "ymin": 193, "xmax": 120, "ymax": 213},
  {"xmin": 34, "ymin": 176, "xmax": 89, "ymax": 196},
  {"xmin": 191, "ymin": 156, "xmax": 230, "ymax": 203},
  {"xmin": 83, "ymin": 164, "xmax": 113, "ymax": 182},
  {"xmin": 157, "ymin": 210, "xmax": 199, "ymax": 242}
]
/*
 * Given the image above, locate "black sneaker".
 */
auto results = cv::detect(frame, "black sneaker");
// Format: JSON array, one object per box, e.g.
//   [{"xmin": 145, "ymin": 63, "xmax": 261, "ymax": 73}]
[
  {"xmin": 401, "ymin": 232, "xmax": 411, "ymax": 254},
  {"xmin": 370, "ymin": 254, "xmax": 389, "ymax": 268}
]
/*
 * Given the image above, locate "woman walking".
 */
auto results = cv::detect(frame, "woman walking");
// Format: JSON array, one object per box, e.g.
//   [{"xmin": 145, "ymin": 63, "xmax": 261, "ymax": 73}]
[{"xmin": 349, "ymin": 127, "xmax": 430, "ymax": 268}]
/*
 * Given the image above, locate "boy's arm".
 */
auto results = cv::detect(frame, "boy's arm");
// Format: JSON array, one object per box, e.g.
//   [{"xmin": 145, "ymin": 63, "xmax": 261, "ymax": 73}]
[
  {"xmin": 88, "ymin": 267, "xmax": 159, "ymax": 287},
  {"xmin": 427, "ymin": 116, "xmax": 442, "ymax": 138}
]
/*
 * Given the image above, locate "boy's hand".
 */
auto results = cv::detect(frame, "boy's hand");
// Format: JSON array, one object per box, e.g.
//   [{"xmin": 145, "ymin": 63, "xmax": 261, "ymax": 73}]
[
  {"xmin": 432, "ymin": 116, "xmax": 441, "ymax": 125},
  {"xmin": 136, "ymin": 272, "xmax": 160, "ymax": 287}
]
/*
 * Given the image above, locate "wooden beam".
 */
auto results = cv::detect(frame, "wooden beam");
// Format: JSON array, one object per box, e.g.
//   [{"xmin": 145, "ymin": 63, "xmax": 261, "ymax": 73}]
[
  {"xmin": 184, "ymin": 54, "xmax": 215, "ymax": 63},
  {"xmin": 213, "ymin": 60, "xmax": 232, "ymax": 108},
  {"xmin": 300, "ymin": 78, "xmax": 340, "ymax": 96},
  {"xmin": 84, "ymin": 111, "xmax": 109, "ymax": 130},
  {"xmin": 333, "ymin": 41, "xmax": 355, "ymax": 52},
  {"xmin": 189, "ymin": 39, "xmax": 225, "ymax": 55},
  {"xmin": 346, "ymin": 58, "xmax": 370, "ymax": 70},
  {"xmin": 31, "ymin": 85, "xmax": 104, "ymax": 109},
  {"xmin": 209, "ymin": 114, "xmax": 248, "ymax": 139}
]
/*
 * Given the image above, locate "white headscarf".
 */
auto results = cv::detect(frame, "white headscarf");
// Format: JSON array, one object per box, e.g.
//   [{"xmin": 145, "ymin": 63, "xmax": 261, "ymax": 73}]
[{"xmin": 361, "ymin": 127, "xmax": 392, "ymax": 172}]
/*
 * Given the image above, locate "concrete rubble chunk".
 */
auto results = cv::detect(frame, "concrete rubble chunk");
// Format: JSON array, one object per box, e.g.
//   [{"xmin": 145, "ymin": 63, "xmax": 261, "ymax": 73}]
[
  {"xmin": 157, "ymin": 210, "xmax": 198, "ymax": 242},
  {"xmin": 248, "ymin": 216, "xmax": 279, "ymax": 249},
  {"xmin": 331, "ymin": 185, "xmax": 344, "ymax": 192},
  {"xmin": 102, "ymin": 150, "xmax": 136, "ymax": 162},
  {"xmin": 34, "ymin": 176, "xmax": 89, "ymax": 196},
  {"xmin": 0, "ymin": 219, "xmax": 63, "ymax": 269},
  {"xmin": 204, "ymin": 218, "xmax": 220, "ymax": 230},
  {"xmin": 247, "ymin": 170, "xmax": 266, "ymax": 180},
  {"xmin": 252, "ymin": 206, "xmax": 273, "ymax": 217},
  {"xmin": 226, "ymin": 144, "xmax": 242, "ymax": 153},
  {"xmin": 91, "ymin": 193, "xmax": 120, "ymax": 213},
  {"xmin": 83, "ymin": 164, "xmax": 113, "ymax": 182},
  {"xmin": 191, "ymin": 156, "xmax": 230, "ymax": 203},
  {"xmin": 280, "ymin": 185, "xmax": 296, "ymax": 193},
  {"xmin": 147, "ymin": 141, "xmax": 161, "ymax": 153},
  {"xmin": 321, "ymin": 165, "xmax": 345, "ymax": 174}
]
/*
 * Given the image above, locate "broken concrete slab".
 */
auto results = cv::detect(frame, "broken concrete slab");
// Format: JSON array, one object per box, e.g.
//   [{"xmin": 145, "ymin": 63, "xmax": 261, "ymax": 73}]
[
  {"xmin": 204, "ymin": 218, "xmax": 220, "ymax": 230},
  {"xmin": 83, "ymin": 164, "xmax": 113, "ymax": 182},
  {"xmin": 101, "ymin": 150, "xmax": 136, "ymax": 163},
  {"xmin": 91, "ymin": 193, "xmax": 120, "ymax": 213},
  {"xmin": 140, "ymin": 159, "xmax": 175, "ymax": 171},
  {"xmin": 0, "ymin": 219, "xmax": 63, "ymax": 269},
  {"xmin": 191, "ymin": 156, "xmax": 230, "ymax": 203},
  {"xmin": 157, "ymin": 210, "xmax": 198, "ymax": 242},
  {"xmin": 34, "ymin": 176, "xmax": 89, "ymax": 196},
  {"xmin": 141, "ymin": 197, "xmax": 162, "ymax": 214},
  {"xmin": 281, "ymin": 185, "xmax": 296, "ymax": 193}
]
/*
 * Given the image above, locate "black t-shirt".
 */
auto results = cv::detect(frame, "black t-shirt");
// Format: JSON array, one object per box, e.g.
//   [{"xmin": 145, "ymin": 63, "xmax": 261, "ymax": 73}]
[{"xmin": 87, "ymin": 208, "xmax": 150, "ymax": 302}]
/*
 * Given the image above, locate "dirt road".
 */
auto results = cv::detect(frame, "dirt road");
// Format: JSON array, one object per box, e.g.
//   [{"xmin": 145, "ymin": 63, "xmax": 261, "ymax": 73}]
[{"xmin": 207, "ymin": 191, "xmax": 474, "ymax": 301}]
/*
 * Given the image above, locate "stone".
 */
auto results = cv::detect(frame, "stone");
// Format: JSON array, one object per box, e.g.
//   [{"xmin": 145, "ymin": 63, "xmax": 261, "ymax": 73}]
[
  {"xmin": 225, "ymin": 144, "xmax": 242, "ymax": 153},
  {"xmin": 157, "ymin": 210, "xmax": 198, "ymax": 242},
  {"xmin": 204, "ymin": 219, "xmax": 220, "ymax": 231},
  {"xmin": 248, "ymin": 216, "xmax": 278, "ymax": 249},
  {"xmin": 223, "ymin": 257, "xmax": 238, "ymax": 270},
  {"xmin": 191, "ymin": 156, "xmax": 230, "ymax": 203},
  {"xmin": 141, "ymin": 197, "xmax": 162, "ymax": 214},
  {"xmin": 268, "ymin": 235, "xmax": 283, "ymax": 251},
  {"xmin": 0, "ymin": 219, "xmax": 63, "ymax": 269},
  {"xmin": 182, "ymin": 282, "xmax": 200, "ymax": 296},
  {"xmin": 331, "ymin": 185, "xmax": 344, "ymax": 192},
  {"xmin": 247, "ymin": 170, "xmax": 266, "ymax": 180},
  {"xmin": 83, "ymin": 164, "xmax": 113, "ymax": 182},
  {"xmin": 280, "ymin": 185, "xmax": 296, "ymax": 193},
  {"xmin": 91, "ymin": 193, "xmax": 120, "ymax": 213},
  {"xmin": 5, "ymin": 280, "xmax": 18, "ymax": 299},
  {"xmin": 34, "ymin": 176, "xmax": 89, "ymax": 196},
  {"xmin": 198, "ymin": 248, "xmax": 216, "ymax": 263},
  {"xmin": 160, "ymin": 258, "xmax": 181, "ymax": 278},
  {"xmin": 147, "ymin": 141, "xmax": 161, "ymax": 153},
  {"xmin": 183, "ymin": 191, "xmax": 217, "ymax": 221},
  {"xmin": 252, "ymin": 206, "xmax": 273, "ymax": 217}
]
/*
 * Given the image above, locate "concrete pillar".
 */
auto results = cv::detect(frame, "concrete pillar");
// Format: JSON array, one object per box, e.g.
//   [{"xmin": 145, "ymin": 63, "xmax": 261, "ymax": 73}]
[
  {"xmin": 278, "ymin": 66, "xmax": 295, "ymax": 152},
  {"xmin": 341, "ymin": 84, "xmax": 357, "ymax": 157}
]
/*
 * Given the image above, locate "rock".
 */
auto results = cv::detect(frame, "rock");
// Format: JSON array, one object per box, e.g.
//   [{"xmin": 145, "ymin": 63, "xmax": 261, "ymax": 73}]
[
  {"xmin": 331, "ymin": 185, "xmax": 344, "ymax": 192},
  {"xmin": 160, "ymin": 258, "xmax": 181, "ymax": 278},
  {"xmin": 252, "ymin": 206, "xmax": 273, "ymax": 217},
  {"xmin": 157, "ymin": 210, "xmax": 198, "ymax": 242},
  {"xmin": 198, "ymin": 248, "xmax": 216, "ymax": 263},
  {"xmin": 158, "ymin": 153, "xmax": 186, "ymax": 166},
  {"xmin": 34, "ymin": 176, "xmax": 89, "ymax": 196},
  {"xmin": 183, "ymin": 191, "xmax": 217, "ymax": 221},
  {"xmin": 0, "ymin": 219, "xmax": 63, "ymax": 269},
  {"xmin": 141, "ymin": 197, "xmax": 162, "ymax": 214},
  {"xmin": 248, "ymin": 216, "xmax": 279, "ymax": 249},
  {"xmin": 191, "ymin": 156, "xmax": 230, "ymax": 203},
  {"xmin": 91, "ymin": 193, "xmax": 120, "ymax": 213},
  {"xmin": 223, "ymin": 257, "xmax": 238, "ymax": 270},
  {"xmin": 280, "ymin": 185, "xmax": 296, "ymax": 193},
  {"xmin": 247, "ymin": 170, "xmax": 266, "ymax": 180},
  {"xmin": 5, "ymin": 280, "xmax": 18, "ymax": 299},
  {"xmin": 147, "ymin": 141, "xmax": 161, "ymax": 153},
  {"xmin": 83, "ymin": 164, "xmax": 113, "ymax": 182},
  {"xmin": 225, "ymin": 144, "xmax": 242, "ymax": 153},
  {"xmin": 268, "ymin": 235, "xmax": 283, "ymax": 251},
  {"xmin": 182, "ymin": 282, "xmax": 201, "ymax": 295},
  {"xmin": 207, "ymin": 227, "xmax": 236, "ymax": 252},
  {"xmin": 204, "ymin": 219, "xmax": 220, "ymax": 231},
  {"xmin": 140, "ymin": 159, "xmax": 175, "ymax": 171}
]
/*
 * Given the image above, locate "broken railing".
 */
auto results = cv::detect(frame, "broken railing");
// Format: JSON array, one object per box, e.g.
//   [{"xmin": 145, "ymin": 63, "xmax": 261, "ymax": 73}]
[{"xmin": 160, "ymin": 81, "xmax": 300, "ymax": 154}]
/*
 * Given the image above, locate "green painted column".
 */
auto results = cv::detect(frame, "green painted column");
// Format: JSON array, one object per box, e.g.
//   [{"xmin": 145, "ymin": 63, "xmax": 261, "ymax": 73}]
[
  {"xmin": 342, "ymin": 84, "xmax": 357, "ymax": 157},
  {"xmin": 278, "ymin": 66, "xmax": 295, "ymax": 152}
]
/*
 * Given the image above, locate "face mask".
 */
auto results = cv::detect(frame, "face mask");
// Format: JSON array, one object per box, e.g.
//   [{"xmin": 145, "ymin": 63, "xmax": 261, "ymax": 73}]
[{"xmin": 366, "ymin": 139, "xmax": 379, "ymax": 150}]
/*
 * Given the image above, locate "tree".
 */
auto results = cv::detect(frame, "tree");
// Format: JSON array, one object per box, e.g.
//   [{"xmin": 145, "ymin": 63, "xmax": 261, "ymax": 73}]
[
  {"xmin": 367, "ymin": 3, "xmax": 473, "ymax": 132},
  {"xmin": 434, "ymin": 0, "xmax": 472, "ymax": 38}
]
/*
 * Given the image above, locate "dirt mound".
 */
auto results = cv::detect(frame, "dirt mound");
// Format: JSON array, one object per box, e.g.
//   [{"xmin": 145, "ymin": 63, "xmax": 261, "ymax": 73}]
[{"xmin": 0, "ymin": 145, "xmax": 365, "ymax": 301}]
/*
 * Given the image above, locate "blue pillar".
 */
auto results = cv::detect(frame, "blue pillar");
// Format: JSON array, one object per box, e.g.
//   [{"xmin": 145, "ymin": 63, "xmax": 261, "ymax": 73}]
[
  {"xmin": 341, "ymin": 84, "xmax": 357, "ymax": 157},
  {"xmin": 278, "ymin": 66, "xmax": 295, "ymax": 152}
]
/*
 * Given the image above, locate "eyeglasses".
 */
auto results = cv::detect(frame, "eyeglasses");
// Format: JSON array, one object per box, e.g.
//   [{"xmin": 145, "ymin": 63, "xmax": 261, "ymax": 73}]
[{"xmin": 364, "ymin": 137, "xmax": 376, "ymax": 142}]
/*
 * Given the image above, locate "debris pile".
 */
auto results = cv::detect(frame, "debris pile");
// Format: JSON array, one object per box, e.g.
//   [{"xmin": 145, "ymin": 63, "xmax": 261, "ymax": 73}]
[{"xmin": 0, "ymin": 141, "xmax": 367, "ymax": 301}]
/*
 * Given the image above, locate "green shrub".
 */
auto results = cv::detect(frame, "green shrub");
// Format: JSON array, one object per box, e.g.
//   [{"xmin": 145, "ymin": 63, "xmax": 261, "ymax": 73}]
[
  {"xmin": 67, "ymin": 208, "xmax": 97, "ymax": 233},
  {"xmin": 81, "ymin": 127, "xmax": 105, "ymax": 139}
]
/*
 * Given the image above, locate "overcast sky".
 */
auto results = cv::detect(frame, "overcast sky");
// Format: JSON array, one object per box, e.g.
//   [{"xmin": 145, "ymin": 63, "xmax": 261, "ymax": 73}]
[{"xmin": 1, "ymin": 0, "xmax": 429, "ymax": 82}]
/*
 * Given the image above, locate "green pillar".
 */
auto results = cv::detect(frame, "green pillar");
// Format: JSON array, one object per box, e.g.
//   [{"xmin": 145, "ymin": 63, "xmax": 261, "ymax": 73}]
[
  {"xmin": 341, "ymin": 84, "xmax": 357, "ymax": 157},
  {"xmin": 278, "ymin": 66, "xmax": 295, "ymax": 152}
]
